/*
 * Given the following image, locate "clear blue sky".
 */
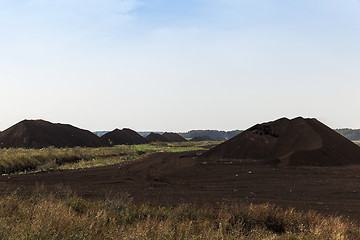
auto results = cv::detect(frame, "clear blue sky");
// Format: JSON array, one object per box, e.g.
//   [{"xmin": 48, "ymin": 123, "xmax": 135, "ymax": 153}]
[{"xmin": 1, "ymin": 0, "xmax": 360, "ymax": 131}]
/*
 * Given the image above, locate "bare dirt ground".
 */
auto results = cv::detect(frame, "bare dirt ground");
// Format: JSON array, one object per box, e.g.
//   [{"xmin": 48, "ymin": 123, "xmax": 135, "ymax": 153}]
[{"xmin": 1, "ymin": 150, "xmax": 360, "ymax": 222}]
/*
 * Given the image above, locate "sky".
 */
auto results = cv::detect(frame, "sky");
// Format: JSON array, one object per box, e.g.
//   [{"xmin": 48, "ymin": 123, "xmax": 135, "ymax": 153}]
[{"xmin": 1, "ymin": 0, "xmax": 360, "ymax": 132}]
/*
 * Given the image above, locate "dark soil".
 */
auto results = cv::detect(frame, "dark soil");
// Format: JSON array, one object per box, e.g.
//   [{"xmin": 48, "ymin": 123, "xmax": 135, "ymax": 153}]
[
  {"xmin": 145, "ymin": 132, "xmax": 170, "ymax": 143},
  {"xmin": 0, "ymin": 151, "xmax": 360, "ymax": 222},
  {"xmin": 0, "ymin": 120, "xmax": 108, "ymax": 148},
  {"xmin": 202, "ymin": 117, "xmax": 360, "ymax": 167},
  {"xmin": 101, "ymin": 128, "xmax": 148, "ymax": 145},
  {"xmin": 162, "ymin": 132, "xmax": 187, "ymax": 142}
]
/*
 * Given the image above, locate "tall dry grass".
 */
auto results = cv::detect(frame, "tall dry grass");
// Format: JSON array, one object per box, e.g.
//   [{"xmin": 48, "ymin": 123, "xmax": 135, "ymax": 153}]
[
  {"xmin": 0, "ymin": 188, "xmax": 358, "ymax": 240},
  {"xmin": 0, "ymin": 146, "xmax": 138, "ymax": 174}
]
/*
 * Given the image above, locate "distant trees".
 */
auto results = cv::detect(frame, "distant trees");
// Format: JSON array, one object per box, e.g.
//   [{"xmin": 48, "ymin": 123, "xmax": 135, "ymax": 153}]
[
  {"xmin": 335, "ymin": 129, "xmax": 360, "ymax": 141},
  {"xmin": 95, "ymin": 128, "xmax": 360, "ymax": 141},
  {"xmin": 179, "ymin": 130, "xmax": 242, "ymax": 140},
  {"xmin": 93, "ymin": 131, "xmax": 109, "ymax": 137},
  {"xmin": 180, "ymin": 129, "xmax": 360, "ymax": 141}
]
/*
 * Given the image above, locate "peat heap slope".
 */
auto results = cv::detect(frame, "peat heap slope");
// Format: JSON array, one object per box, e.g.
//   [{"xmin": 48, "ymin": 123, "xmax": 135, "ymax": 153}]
[
  {"xmin": 190, "ymin": 136, "xmax": 214, "ymax": 142},
  {"xmin": 100, "ymin": 128, "xmax": 148, "ymax": 145},
  {"xmin": 201, "ymin": 117, "xmax": 360, "ymax": 167},
  {"xmin": 0, "ymin": 120, "xmax": 108, "ymax": 149},
  {"xmin": 145, "ymin": 132, "xmax": 170, "ymax": 143},
  {"xmin": 162, "ymin": 132, "xmax": 187, "ymax": 142}
]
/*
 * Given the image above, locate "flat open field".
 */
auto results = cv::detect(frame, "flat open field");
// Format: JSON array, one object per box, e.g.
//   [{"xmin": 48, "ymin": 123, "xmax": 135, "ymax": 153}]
[{"xmin": 1, "ymin": 148, "xmax": 360, "ymax": 223}]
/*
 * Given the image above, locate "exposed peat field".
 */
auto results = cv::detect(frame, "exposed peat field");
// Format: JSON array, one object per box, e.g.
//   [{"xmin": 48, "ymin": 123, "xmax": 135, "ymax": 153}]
[
  {"xmin": 1, "ymin": 118, "xmax": 360, "ymax": 239},
  {"xmin": 0, "ymin": 143, "xmax": 359, "ymax": 239}
]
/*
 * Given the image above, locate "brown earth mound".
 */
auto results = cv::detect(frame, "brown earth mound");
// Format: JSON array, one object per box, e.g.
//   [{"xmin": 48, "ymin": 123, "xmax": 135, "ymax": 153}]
[
  {"xmin": 0, "ymin": 120, "xmax": 108, "ymax": 149},
  {"xmin": 190, "ymin": 136, "xmax": 214, "ymax": 142},
  {"xmin": 145, "ymin": 132, "xmax": 170, "ymax": 143},
  {"xmin": 201, "ymin": 117, "xmax": 360, "ymax": 167},
  {"xmin": 162, "ymin": 132, "xmax": 187, "ymax": 142},
  {"xmin": 100, "ymin": 128, "xmax": 148, "ymax": 145}
]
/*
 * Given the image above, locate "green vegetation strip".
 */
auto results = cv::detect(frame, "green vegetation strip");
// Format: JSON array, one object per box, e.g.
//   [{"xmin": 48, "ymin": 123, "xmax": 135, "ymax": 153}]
[
  {"xmin": 0, "ymin": 188, "xmax": 358, "ymax": 240},
  {"xmin": 0, "ymin": 142, "xmax": 218, "ymax": 175}
]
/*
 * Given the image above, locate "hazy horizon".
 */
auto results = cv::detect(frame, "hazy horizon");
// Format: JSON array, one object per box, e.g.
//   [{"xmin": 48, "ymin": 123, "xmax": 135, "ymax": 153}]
[
  {"xmin": 1, "ymin": 0, "xmax": 360, "ymax": 132},
  {"xmin": 1, "ymin": 116, "xmax": 360, "ymax": 133}
]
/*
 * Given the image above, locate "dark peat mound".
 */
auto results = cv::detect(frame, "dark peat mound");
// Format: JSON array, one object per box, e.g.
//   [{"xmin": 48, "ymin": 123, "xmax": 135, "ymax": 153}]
[
  {"xmin": 201, "ymin": 117, "xmax": 360, "ymax": 167},
  {"xmin": 0, "ymin": 119, "xmax": 108, "ymax": 149},
  {"xmin": 190, "ymin": 136, "xmax": 214, "ymax": 142},
  {"xmin": 162, "ymin": 132, "xmax": 187, "ymax": 142},
  {"xmin": 100, "ymin": 128, "xmax": 148, "ymax": 145},
  {"xmin": 145, "ymin": 132, "xmax": 170, "ymax": 143}
]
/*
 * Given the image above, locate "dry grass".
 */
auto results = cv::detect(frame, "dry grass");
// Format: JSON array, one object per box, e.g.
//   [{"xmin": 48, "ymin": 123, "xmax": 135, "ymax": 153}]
[
  {"xmin": 0, "ymin": 188, "xmax": 359, "ymax": 240},
  {"xmin": 0, "ymin": 142, "xmax": 215, "ymax": 175},
  {"xmin": 0, "ymin": 146, "xmax": 137, "ymax": 175}
]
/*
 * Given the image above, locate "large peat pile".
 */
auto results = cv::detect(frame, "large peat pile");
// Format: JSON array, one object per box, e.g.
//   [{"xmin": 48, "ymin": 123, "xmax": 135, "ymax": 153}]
[
  {"xmin": 202, "ymin": 117, "xmax": 360, "ymax": 166},
  {"xmin": 0, "ymin": 120, "xmax": 108, "ymax": 148}
]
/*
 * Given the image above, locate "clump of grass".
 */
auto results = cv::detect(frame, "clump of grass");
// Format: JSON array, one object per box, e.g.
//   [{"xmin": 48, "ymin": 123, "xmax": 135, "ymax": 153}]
[{"xmin": 0, "ymin": 188, "xmax": 358, "ymax": 240}]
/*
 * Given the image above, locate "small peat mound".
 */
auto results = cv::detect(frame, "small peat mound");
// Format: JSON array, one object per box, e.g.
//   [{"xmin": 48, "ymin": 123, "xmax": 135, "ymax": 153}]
[
  {"xmin": 145, "ymin": 132, "xmax": 170, "ymax": 143},
  {"xmin": 162, "ymin": 132, "xmax": 187, "ymax": 142},
  {"xmin": 100, "ymin": 128, "xmax": 148, "ymax": 145},
  {"xmin": 0, "ymin": 119, "xmax": 108, "ymax": 149},
  {"xmin": 190, "ymin": 136, "xmax": 214, "ymax": 142},
  {"xmin": 116, "ymin": 150, "xmax": 203, "ymax": 184},
  {"xmin": 201, "ymin": 117, "xmax": 360, "ymax": 167}
]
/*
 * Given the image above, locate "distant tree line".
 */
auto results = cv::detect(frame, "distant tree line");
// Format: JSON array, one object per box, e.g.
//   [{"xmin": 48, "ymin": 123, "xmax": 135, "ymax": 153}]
[
  {"xmin": 93, "ymin": 131, "xmax": 109, "ymax": 137},
  {"xmin": 179, "ymin": 130, "xmax": 242, "ymax": 140},
  {"xmin": 137, "ymin": 132, "xmax": 164, "ymax": 137},
  {"xmin": 180, "ymin": 129, "xmax": 360, "ymax": 141},
  {"xmin": 94, "ymin": 129, "xmax": 360, "ymax": 141},
  {"xmin": 335, "ymin": 129, "xmax": 360, "ymax": 141}
]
